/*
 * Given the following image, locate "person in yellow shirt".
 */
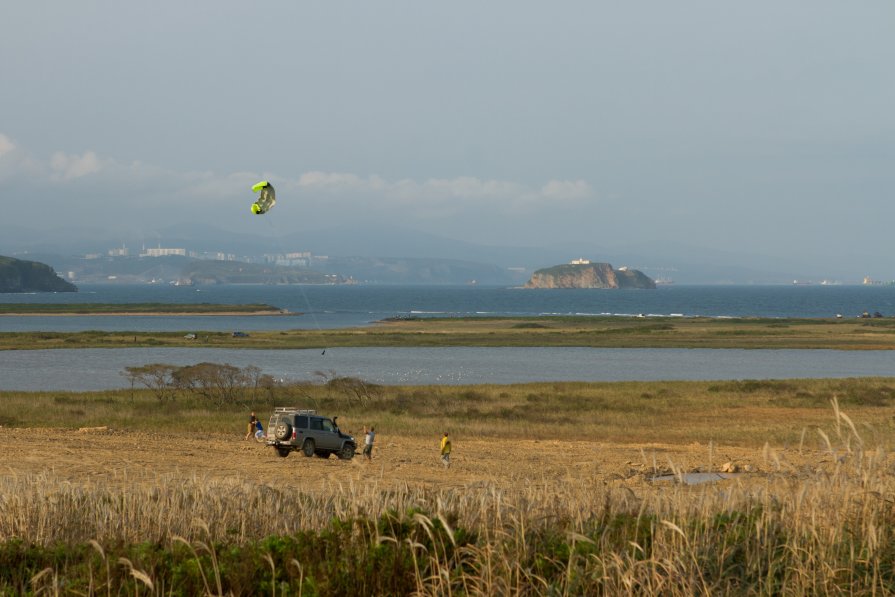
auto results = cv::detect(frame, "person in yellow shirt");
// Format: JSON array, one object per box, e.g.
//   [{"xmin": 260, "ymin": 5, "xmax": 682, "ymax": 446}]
[{"xmin": 440, "ymin": 432, "xmax": 452, "ymax": 468}]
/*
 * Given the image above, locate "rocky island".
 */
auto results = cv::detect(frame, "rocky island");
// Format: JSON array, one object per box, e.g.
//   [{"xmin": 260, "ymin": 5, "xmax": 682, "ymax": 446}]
[
  {"xmin": 0, "ymin": 256, "xmax": 78, "ymax": 293},
  {"xmin": 524, "ymin": 260, "xmax": 655, "ymax": 289}
]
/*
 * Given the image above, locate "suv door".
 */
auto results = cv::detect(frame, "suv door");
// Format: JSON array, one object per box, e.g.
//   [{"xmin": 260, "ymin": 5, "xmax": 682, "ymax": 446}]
[
  {"xmin": 307, "ymin": 416, "xmax": 326, "ymax": 449},
  {"xmin": 293, "ymin": 414, "xmax": 309, "ymax": 446},
  {"xmin": 319, "ymin": 418, "xmax": 340, "ymax": 450},
  {"xmin": 270, "ymin": 414, "xmax": 295, "ymax": 442},
  {"xmin": 268, "ymin": 414, "xmax": 282, "ymax": 439}
]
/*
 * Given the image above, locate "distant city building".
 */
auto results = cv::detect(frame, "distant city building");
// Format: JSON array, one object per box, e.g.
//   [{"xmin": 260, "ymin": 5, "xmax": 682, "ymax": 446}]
[
  {"xmin": 108, "ymin": 246, "xmax": 129, "ymax": 257},
  {"xmin": 264, "ymin": 251, "xmax": 314, "ymax": 267},
  {"xmin": 141, "ymin": 247, "xmax": 186, "ymax": 257},
  {"xmin": 189, "ymin": 251, "xmax": 236, "ymax": 261},
  {"xmin": 570, "ymin": 258, "xmax": 590, "ymax": 265}
]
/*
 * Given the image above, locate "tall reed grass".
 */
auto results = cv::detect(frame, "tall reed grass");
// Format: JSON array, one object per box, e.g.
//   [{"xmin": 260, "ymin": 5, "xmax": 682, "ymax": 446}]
[{"xmin": 4, "ymin": 400, "xmax": 895, "ymax": 594}]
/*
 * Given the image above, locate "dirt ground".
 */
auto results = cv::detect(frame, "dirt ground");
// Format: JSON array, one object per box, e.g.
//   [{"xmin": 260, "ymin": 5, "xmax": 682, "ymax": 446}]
[{"xmin": 0, "ymin": 427, "xmax": 842, "ymax": 492}]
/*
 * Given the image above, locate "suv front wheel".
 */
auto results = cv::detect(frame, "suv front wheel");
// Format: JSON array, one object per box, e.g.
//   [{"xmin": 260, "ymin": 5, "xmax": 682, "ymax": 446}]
[
  {"xmin": 302, "ymin": 439, "xmax": 316, "ymax": 458},
  {"xmin": 338, "ymin": 444, "xmax": 356, "ymax": 460}
]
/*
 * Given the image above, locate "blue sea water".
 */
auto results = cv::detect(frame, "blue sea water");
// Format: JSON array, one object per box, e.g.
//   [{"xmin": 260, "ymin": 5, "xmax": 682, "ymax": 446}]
[{"xmin": 2, "ymin": 283, "xmax": 895, "ymax": 332}]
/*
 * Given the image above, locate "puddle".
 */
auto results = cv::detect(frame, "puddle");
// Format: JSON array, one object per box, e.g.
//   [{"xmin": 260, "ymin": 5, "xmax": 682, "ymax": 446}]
[{"xmin": 651, "ymin": 472, "xmax": 746, "ymax": 485}]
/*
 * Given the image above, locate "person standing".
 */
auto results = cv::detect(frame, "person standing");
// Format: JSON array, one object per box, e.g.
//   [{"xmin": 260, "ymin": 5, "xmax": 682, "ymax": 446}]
[
  {"xmin": 245, "ymin": 412, "xmax": 257, "ymax": 441},
  {"xmin": 440, "ymin": 432, "xmax": 452, "ymax": 468},
  {"xmin": 363, "ymin": 426, "xmax": 375, "ymax": 460}
]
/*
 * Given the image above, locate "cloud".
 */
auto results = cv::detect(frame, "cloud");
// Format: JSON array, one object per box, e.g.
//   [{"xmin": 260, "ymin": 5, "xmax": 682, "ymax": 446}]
[
  {"xmin": 49, "ymin": 150, "xmax": 103, "ymax": 180},
  {"xmin": 540, "ymin": 179, "xmax": 592, "ymax": 201},
  {"xmin": 0, "ymin": 135, "xmax": 598, "ymax": 234},
  {"xmin": 0, "ymin": 134, "xmax": 15, "ymax": 157},
  {"xmin": 296, "ymin": 170, "xmax": 594, "ymax": 214}
]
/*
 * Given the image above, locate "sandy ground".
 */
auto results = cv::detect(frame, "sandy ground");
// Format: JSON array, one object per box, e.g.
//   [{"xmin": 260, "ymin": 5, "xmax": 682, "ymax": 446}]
[{"xmin": 0, "ymin": 427, "xmax": 838, "ymax": 491}]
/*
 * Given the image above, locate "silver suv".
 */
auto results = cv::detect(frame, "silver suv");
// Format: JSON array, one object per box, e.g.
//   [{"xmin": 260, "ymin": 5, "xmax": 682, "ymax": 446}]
[{"xmin": 266, "ymin": 407, "xmax": 356, "ymax": 460}]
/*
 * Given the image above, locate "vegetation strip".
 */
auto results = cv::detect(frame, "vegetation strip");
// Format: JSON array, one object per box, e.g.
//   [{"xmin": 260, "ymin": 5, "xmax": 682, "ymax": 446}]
[
  {"xmin": 4, "ymin": 315, "xmax": 895, "ymax": 349},
  {"xmin": 0, "ymin": 302, "xmax": 286, "ymax": 315}
]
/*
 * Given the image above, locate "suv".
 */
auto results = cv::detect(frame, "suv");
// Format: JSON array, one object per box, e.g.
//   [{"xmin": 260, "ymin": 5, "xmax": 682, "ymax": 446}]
[{"xmin": 266, "ymin": 407, "xmax": 356, "ymax": 460}]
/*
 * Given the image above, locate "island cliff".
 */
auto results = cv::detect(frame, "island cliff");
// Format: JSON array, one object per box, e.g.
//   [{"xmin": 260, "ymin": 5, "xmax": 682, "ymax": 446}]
[
  {"xmin": 524, "ymin": 262, "xmax": 655, "ymax": 289},
  {"xmin": 0, "ymin": 256, "xmax": 78, "ymax": 293}
]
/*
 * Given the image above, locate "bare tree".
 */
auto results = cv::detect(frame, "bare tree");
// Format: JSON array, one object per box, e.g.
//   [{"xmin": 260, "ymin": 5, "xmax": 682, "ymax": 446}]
[
  {"xmin": 173, "ymin": 362, "xmax": 246, "ymax": 406},
  {"xmin": 122, "ymin": 364, "xmax": 179, "ymax": 402},
  {"xmin": 326, "ymin": 376, "xmax": 381, "ymax": 407}
]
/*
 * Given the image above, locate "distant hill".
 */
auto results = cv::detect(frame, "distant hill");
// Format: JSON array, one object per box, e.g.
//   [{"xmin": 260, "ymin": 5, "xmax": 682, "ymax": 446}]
[
  {"xmin": 1, "ymin": 222, "xmax": 879, "ymax": 284},
  {"xmin": 0, "ymin": 256, "xmax": 77, "ymax": 293},
  {"xmin": 524, "ymin": 262, "xmax": 655, "ymax": 289},
  {"xmin": 180, "ymin": 261, "xmax": 344, "ymax": 285},
  {"xmin": 315, "ymin": 256, "xmax": 517, "ymax": 285}
]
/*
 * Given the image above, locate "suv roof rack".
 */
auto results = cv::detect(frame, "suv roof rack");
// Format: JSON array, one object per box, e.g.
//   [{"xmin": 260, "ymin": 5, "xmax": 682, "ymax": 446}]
[{"xmin": 274, "ymin": 407, "xmax": 316, "ymax": 415}]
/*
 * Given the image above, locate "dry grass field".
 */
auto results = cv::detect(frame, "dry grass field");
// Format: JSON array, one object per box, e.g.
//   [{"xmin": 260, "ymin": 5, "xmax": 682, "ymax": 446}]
[{"xmin": 4, "ymin": 378, "xmax": 895, "ymax": 594}]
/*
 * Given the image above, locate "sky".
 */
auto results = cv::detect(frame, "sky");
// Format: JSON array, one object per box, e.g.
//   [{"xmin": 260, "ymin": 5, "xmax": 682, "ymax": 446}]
[{"xmin": 1, "ymin": 1, "xmax": 893, "ymax": 266}]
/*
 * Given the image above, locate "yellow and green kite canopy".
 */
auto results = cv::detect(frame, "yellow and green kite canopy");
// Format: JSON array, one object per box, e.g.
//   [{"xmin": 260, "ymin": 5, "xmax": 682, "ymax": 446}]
[{"xmin": 250, "ymin": 181, "xmax": 276, "ymax": 215}]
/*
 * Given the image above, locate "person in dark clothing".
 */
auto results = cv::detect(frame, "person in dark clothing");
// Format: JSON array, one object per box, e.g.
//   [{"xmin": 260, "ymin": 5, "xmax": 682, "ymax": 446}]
[{"xmin": 245, "ymin": 412, "xmax": 257, "ymax": 440}]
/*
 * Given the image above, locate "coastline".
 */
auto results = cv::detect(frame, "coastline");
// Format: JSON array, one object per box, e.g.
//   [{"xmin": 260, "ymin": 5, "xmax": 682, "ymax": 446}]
[{"xmin": 0, "ymin": 310, "xmax": 294, "ymax": 317}]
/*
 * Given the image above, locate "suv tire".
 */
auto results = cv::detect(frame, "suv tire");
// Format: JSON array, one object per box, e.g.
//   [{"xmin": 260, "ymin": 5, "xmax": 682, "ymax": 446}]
[
  {"xmin": 275, "ymin": 423, "xmax": 293, "ymax": 441},
  {"xmin": 302, "ymin": 439, "xmax": 315, "ymax": 458},
  {"xmin": 338, "ymin": 444, "xmax": 355, "ymax": 460},
  {"xmin": 275, "ymin": 447, "xmax": 290, "ymax": 458}
]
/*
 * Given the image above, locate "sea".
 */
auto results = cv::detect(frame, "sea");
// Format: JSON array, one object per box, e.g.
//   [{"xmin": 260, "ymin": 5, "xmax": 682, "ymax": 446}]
[
  {"xmin": 2, "ymin": 283, "xmax": 895, "ymax": 391},
  {"xmin": 3, "ymin": 283, "xmax": 895, "ymax": 333}
]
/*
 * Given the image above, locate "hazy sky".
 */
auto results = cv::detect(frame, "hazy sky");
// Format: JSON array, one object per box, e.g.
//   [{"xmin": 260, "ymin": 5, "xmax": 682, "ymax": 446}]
[{"xmin": 1, "ymin": 2, "xmax": 892, "ymax": 261}]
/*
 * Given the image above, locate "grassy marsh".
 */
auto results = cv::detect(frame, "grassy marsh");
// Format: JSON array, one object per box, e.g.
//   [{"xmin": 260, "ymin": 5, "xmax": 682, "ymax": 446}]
[
  {"xmin": 5, "ymin": 315, "xmax": 895, "ymax": 350},
  {"xmin": 4, "ymin": 377, "xmax": 895, "ymax": 445}
]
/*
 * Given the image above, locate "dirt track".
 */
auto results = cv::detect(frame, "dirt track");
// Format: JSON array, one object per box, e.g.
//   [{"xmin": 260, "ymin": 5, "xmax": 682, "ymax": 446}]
[{"xmin": 1, "ymin": 427, "xmax": 832, "ymax": 491}]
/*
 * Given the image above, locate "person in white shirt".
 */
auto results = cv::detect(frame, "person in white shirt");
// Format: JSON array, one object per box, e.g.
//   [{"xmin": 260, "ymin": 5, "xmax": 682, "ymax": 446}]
[{"xmin": 363, "ymin": 426, "xmax": 375, "ymax": 460}]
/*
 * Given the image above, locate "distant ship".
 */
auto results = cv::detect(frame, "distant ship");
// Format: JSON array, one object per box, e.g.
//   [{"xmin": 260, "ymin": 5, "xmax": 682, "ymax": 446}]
[{"xmin": 655, "ymin": 278, "xmax": 674, "ymax": 286}]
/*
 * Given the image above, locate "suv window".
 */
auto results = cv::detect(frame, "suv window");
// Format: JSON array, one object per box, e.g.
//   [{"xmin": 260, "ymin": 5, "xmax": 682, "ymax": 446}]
[
  {"xmin": 310, "ymin": 418, "xmax": 323, "ymax": 431},
  {"xmin": 296, "ymin": 415, "xmax": 309, "ymax": 429},
  {"xmin": 322, "ymin": 419, "xmax": 335, "ymax": 432}
]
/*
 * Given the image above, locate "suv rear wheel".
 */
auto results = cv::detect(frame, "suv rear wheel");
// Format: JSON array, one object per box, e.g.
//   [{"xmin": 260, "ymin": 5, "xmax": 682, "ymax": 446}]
[
  {"xmin": 275, "ymin": 422, "xmax": 292, "ymax": 441},
  {"xmin": 302, "ymin": 439, "xmax": 315, "ymax": 458},
  {"xmin": 275, "ymin": 447, "xmax": 290, "ymax": 458}
]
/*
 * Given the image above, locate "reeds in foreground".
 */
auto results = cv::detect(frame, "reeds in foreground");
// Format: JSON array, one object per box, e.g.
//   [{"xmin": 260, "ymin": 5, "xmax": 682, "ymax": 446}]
[{"xmin": 4, "ymin": 402, "xmax": 895, "ymax": 595}]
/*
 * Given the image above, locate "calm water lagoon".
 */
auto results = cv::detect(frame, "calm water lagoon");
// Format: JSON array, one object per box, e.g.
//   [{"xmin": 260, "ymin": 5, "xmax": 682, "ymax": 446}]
[
  {"xmin": 2, "ymin": 347, "xmax": 894, "ymax": 391},
  {"xmin": 4, "ymin": 284, "xmax": 895, "ymax": 391}
]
